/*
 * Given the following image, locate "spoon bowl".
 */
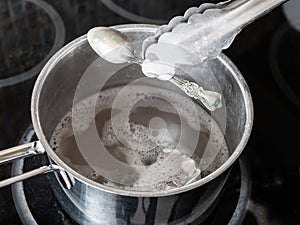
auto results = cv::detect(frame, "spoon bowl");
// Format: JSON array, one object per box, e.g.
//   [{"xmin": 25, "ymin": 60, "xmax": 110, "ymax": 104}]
[{"xmin": 87, "ymin": 27, "xmax": 134, "ymax": 64}]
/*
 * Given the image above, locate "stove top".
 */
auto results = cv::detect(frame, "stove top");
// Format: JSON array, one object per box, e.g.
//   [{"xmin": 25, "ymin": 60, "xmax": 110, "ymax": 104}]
[{"xmin": 0, "ymin": 0, "xmax": 300, "ymax": 225}]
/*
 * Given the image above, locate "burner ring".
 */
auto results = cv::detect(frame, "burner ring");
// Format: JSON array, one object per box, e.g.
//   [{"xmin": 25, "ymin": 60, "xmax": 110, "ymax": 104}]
[
  {"xmin": 0, "ymin": 0, "xmax": 65, "ymax": 88},
  {"xmin": 11, "ymin": 124, "xmax": 37, "ymax": 225},
  {"xmin": 100, "ymin": 0, "xmax": 167, "ymax": 24},
  {"xmin": 228, "ymin": 154, "xmax": 252, "ymax": 225},
  {"xmin": 269, "ymin": 21, "xmax": 300, "ymax": 109}
]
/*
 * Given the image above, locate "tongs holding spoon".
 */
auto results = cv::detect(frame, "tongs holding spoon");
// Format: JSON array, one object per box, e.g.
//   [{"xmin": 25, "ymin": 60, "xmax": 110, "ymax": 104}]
[{"xmin": 87, "ymin": 0, "xmax": 287, "ymax": 111}]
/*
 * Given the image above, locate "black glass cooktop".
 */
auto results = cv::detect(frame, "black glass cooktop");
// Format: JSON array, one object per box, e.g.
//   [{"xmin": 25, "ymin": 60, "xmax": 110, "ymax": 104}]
[{"xmin": 0, "ymin": 0, "xmax": 300, "ymax": 224}]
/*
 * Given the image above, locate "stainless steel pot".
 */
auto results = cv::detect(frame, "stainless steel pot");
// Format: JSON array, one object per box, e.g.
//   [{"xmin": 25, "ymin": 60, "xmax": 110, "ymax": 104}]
[{"xmin": 0, "ymin": 24, "xmax": 253, "ymax": 225}]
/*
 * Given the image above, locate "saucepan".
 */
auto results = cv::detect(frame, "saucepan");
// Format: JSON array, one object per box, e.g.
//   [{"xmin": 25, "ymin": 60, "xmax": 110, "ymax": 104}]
[{"xmin": 0, "ymin": 24, "xmax": 253, "ymax": 224}]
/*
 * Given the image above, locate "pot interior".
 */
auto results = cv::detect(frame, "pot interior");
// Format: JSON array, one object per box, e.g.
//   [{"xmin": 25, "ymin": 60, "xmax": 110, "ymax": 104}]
[{"xmin": 33, "ymin": 24, "xmax": 253, "ymax": 195}]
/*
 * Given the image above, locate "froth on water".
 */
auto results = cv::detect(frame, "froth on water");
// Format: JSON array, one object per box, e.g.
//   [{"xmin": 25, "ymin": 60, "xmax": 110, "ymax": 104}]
[{"xmin": 50, "ymin": 84, "xmax": 229, "ymax": 191}]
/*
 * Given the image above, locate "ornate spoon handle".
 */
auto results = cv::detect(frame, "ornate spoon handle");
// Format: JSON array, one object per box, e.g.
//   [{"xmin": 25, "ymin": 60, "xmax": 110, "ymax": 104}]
[{"xmin": 170, "ymin": 76, "xmax": 222, "ymax": 111}]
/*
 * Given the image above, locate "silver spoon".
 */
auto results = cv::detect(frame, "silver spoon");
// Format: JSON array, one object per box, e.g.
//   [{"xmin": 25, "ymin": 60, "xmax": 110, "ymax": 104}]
[{"xmin": 87, "ymin": 27, "xmax": 222, "ymax": 111}]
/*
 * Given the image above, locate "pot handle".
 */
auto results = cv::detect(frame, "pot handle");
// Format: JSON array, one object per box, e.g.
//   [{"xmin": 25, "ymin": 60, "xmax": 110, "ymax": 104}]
[
  {"xmin": 0, "ymin": 141, "xmax": 74, "ymax": 189},
  {"xmin": 0, "ymin": 141, "xmax": 45, "ymax": 164}
]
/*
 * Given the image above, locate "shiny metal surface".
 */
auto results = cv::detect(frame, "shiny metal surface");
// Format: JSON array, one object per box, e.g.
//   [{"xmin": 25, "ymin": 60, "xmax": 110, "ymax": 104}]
[
  {"xmin": 51, "ymin": 171, "xmax": 228, "ymax": 225},
  {"xmin": 170, "ymin": 76, "xmax": 222, "ymax": 111},
  {"xmin": 142, "ymin": 0, "xmax": 288, "ymax": 53},
  {"xmin": 0, "ymin": 141, "xmax": 49, "ymax": 188},
  {"xmin": 0, "ymin": 141, "xmax": 73, "ymax": 189},
  {"xmin": 141, "ymin": 0, "xmax": 288, "ymax": 75},
  {"xmin": 31, "ymin": 24, "xmax": 253, "ymax": 197},
  {"xmin": 0, "ymin": 23, "xmax": 253, "ymax": 224},
  {"xmin": 0, "ymin": 163, "xmax": 73, "ymax": 189},
  {"xmin": 223, "ymin": 0, "xmax": 288, "ymax": 29},
  {"xmin": 31, "ymin": 24, "xmax": 253, "ymax": 224},
  {"xmin": 87, "ymin": 26, "xmax": 222, "ymax": 111},
  {"xmin": 0, "ymin": 141, "xmax": 44, "ymax": 164}
]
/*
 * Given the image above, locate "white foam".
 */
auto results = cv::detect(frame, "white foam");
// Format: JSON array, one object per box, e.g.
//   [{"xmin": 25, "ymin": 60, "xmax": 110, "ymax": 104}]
[{"xmin": 50, "ymin": 85, "xmax": 229, "ymax": 191}]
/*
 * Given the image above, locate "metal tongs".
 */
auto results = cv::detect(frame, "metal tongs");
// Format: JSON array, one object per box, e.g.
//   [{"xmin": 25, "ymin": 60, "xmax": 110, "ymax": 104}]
[
  {"xmin": 140, "ymin": 0, "xmax": 288, "ymax": 109},
  {"xmin": 87, "ymin": 0, "xmax": 288, "ymax": 111},
  {"xmin": 143, "ymin": 0, "xmax": 288, "ymax": 53}
]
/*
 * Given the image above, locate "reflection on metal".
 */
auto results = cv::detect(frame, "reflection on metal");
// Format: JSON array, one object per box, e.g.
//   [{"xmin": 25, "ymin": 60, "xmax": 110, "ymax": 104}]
[
  {"xmin": 100, "ymin": 0, "xmax": 167, "ymax": 24},
  {"xmin": 11, "ymin": 125, "xmax": 252, "ymax": 225},
  {"xmin": 0, "ymin": 0, "xmax": 65, "ymax": 88}
]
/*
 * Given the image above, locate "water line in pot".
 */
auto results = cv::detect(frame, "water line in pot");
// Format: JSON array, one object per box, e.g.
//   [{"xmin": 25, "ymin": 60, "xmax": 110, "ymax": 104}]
[{"xmin": 11, "ymin": 125, "xmax": 252, "ymax": 225}]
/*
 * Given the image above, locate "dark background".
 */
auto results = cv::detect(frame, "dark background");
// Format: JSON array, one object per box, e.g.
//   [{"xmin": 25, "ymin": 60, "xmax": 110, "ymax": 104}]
[{"xmin": 0, "ymin": 0, "xmax": 299, "ymax": 224}]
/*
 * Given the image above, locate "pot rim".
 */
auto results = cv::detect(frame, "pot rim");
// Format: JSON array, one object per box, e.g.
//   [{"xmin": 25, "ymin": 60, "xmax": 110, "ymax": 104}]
[{"xmin": 31, "ymin": 24, "xmax": 254, "ymax": 197}]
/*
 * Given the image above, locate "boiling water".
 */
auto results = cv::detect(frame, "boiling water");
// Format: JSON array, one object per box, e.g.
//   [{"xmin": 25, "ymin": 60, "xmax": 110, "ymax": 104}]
[{"xmin": 50, "ymin": 84, "xmax": 229, "ymax": 191}]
